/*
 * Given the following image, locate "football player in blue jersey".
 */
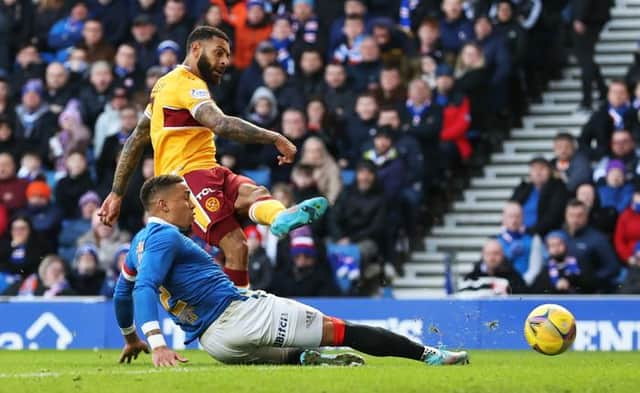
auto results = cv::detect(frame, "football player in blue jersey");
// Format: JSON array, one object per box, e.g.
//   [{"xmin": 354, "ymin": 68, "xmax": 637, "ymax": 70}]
[{"xmin": 114, "ymin": 175, "xmax": 469, "ymax": 367}]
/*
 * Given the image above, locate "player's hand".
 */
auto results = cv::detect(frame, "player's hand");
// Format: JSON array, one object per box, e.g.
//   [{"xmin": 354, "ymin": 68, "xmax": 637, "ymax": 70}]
[
  {"xmin": 98, "ymin": 192, "xmax": 123, "ymax": 227},
  {"xmin": 152, "ymin": 346, "xmax": 188, "ymax": 367},
  {"xmin": 573, "ymin": 20, "xmax": 586, "ymax": 34},
  {"xmin": 119, "ymin": 339, "xmax": 150, "ymax": 364},
  {"xmin": 274, "ymin": 135, "xmax": 297, "ymax": 166}
]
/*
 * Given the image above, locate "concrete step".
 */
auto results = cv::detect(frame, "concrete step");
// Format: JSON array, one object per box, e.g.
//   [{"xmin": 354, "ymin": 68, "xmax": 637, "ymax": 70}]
[
  {"xmin": 443, "ymin": 213, "xmax": 503, "ymax": 226},
  {"xmin": 403, "ymin": 262, "xmax": 474, "ymax": 276},
  {"xmin": 503, "ymin": 140, "xmax": 553, "ymax": 153},
  {"xmin": 511, "ymin": 127, "xmax": 579, "ymax": 139},
  {"xmin": 565, "ymin": 66, "xmax": 626, "ymax": 78},
  {"xmin": 409, "ymin": 251, "xmax": 479, "ymax": 264},
  {"xmin": 390, "ymin": 288, "xmax": 445, "ymax": 298},
  {"xmin": 425, "ymin": 237, "xmax": 487, "ymax": 252},
  {"xmin": 451, "ymin": 201, "xmax": 506, "ymax": 212},
  {"xmin": 523, "ymin": 115, "xmax": 589, "ymax": 128},
  {"xmin": 549, "ymin": 79, "xmax": 581, "ymax": 90},
  {"xmin": 529, "ymin": 103, "xmax": 580, "ymax": 115},
  {"xmin": 600, "ymin": 30, "xmax": 640, "ymax": 42},
  {"xmin": 470, "ymin": 177, "xmax": 520, "ymax": 188},
  {"xmin": 393, "ymin": 276, "xmax": 446, "ymax": 288},
  {"xmin": 490, "ymin": 153, "xmax": 539, "ymax": 164},
  {"xmin": 596, "ymin": 41, "xmax": 637, "ymax": 52},
  {"xmin": 607, "ymin": 18, "xmax": 640, "ymax": 31},
  {"xmin": 483, "ymin": 164, "xmax": 529, "ymax": 177},
  {"xmin": 463, "ymin": 188, "xmax": 512, "ymax": 201},
  {"xmin": 432, "ymin": 226, "xmax": 499, "ymax": 237}
]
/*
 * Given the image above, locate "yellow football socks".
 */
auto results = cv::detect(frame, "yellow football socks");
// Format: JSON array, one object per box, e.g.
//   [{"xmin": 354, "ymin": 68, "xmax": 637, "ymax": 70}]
[{"xmin": 248, "ymin": 199, "xmax": 286, "ymax": 225}]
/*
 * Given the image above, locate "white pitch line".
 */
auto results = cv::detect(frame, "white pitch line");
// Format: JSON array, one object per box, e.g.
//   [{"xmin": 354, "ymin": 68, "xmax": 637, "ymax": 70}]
[{"xmin": 0, "ymin": 367, "xmax": 215, "ymax": 379}]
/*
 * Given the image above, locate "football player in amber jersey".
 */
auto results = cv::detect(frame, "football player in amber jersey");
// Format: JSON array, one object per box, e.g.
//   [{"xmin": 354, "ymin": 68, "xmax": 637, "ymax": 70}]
[{"xmin": 98, "ymin": 26, "xmax": 328, "ymax": 288}]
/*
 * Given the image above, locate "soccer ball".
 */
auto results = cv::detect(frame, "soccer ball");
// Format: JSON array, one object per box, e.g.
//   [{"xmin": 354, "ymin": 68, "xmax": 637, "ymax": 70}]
[{"xmin": 523, "ymin": 304, "xmax": 576, "ymax": 356}]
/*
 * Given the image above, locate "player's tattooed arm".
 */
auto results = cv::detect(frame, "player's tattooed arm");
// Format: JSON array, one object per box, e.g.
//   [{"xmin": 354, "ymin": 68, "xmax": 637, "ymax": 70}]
[
  {"xmin": 111, "ymin": 115, "xmax": 152, "ymax": 196},
  {"xmin": 194, "ymin": 101, "xmax": 280, "ymax": 144}
]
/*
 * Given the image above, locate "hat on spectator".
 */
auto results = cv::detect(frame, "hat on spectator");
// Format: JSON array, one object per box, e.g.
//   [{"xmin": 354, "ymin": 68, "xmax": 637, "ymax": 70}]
[
  {"xmin": 435, "ymin": 63, "xmax": 454, "ymax": 78},
  {"xmin": 373, "ymin": 126, "xmax": 393, "ymax": 139},
  {"xmin": 247, "ymin": 0, "xmax": 265, "ymax": 9},
  {"xmin": 290, "ymin": 226, "xmax": 317, "ymax": 258},
  {"xmin": 545, "ymin": 230, "xmax": 568, "ymax": 245},
  {"xmin": 76, "ymin": 243, "xmax": 99, "ymax": 261},
  {"xmin": 26, "ymin": 181, "xmax": 52, "ymax": 201},
  {"xmin": 146, "ymin": 66, "xmax": 165, "ymax": 78},
  {"xmin": 293, "ymin": 0, "xmax": 314, "ymax": 7},
  {"xmin": 133, "ymin": 14, "xmax": 153, "ymax": 26},
  {"xmin": 606, "ymin": 159, "xmax": 625, "ymax": 174},
  {"xmin": 157, "ymin": 40, "xmax": 180, "ymax": 56},
  {"xmin": 244, "ymin": 225, "xmax": 263, "ymax": 242},
  {"xmin": 356, "ymin": 159, "xmax": 377, "ymax": 174},
  {"xmin": 22, "ymin": 79, "xmax": 44, "ymax": 96},
  {"xmin": 109, "ymin": 85, "xmax": 130, "ymax": 100},
  {"xmin": 78, "ymin": 191, "xmax": 101, "ymax": 208},
  {"xmin": 256, "ymin": 40, "xmax": 276, "ymax": 53}
]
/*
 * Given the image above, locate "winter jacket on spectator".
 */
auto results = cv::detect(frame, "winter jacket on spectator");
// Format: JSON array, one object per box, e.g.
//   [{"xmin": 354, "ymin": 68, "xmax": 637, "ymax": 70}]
[
  {"xmin": 461, "ymin": 259, "xmax": 527, "ymax": 294},
  {"xmin": 579, "ymin": 103, "xmax": 640, "ymax": 161},
  {"xmin": 439, "ymin": 16, "xmax": 474, "ymax": 55},
  {"xmin": 0, "ymin": 130, "xmax": 27, "ymax": 172},
  {"xmin": 476, "ymin": 32, "xmax": 511, "ymax": 86},
  {"xmin": 511, "ymin": 178, "xmax": 569, "ymax": 237},
  {"xmin": 158, "ymin": 19, "xmax": 192, "ymax": 58},
  {"xmin": 496, "ymin": 227, "xmax": 533, "ymax": 279},
  {"xmin": 129, "ymin": 0, "xmax": 164, "ymax": 27},
  {"xmin": 0, "ymin": 175, "xmax": 28, "ymax": 213},
  {"xmin": 55, "ymin": 170, "xmax": 95, "ymax": 219},
  {"xmin": 0, "ymin": 234, "xmax": 44, "ymax": 279},
  {"xmin": 270, "ymin": 82, "xmax": 305, "ymax": 112},
  {"xmin": 454, "ymin": 66, "xmax": 490, "ymax": 132},
  {"xmin": 401, "ymin": 101, "xmax": 443, "ymax": 186},
  {"xmin": 598, "ymin": 182, "xmax": 634, "ymax": 213},
  {"xmin": 293, "ymin": 69, "xmax": 325, "ymax": 100},
  {"xmin": 14, "ymin": 103, "xmax": 57, "ymax": 162},
  {"xmin": 344, "ymin": 115, "xmax": 377, "ymax": 166},
  {"xmin": 58, "ymin": 218, "xmax": 91, "ymax": 264},
  {"xmin": 494, "ymin": 18, "xmax": 527, "ymax": 68},
  {"xmin": 614, "ymin": 206, "xmax": 640, "ymax": 263},
  {"xmin": 132, "ymin": 35, "xmax": 159, "ymax": 74},
  {"xmin": 19, "ymin": 203, "xmax": 62, "ymax": 253},
  {"xmin": 550, "ymin": 152, "xmax": 592, "ymax": 193},
  {"xmin": 436, "ymin": 91, "xmax": 472, "ymax": 160},
  {"xmin": 323, "ymin": 82, "xmax": 357, "ymax": 120},
  {"xmin": 0, "ymin": 0, "xmax": 34, "ymax": 69},
  {"xmin": 244, "ymin": 87, "xmax": 279, "ymax": 130},
  {"xmin": 88, "ymin": 0, "xmax": 130, "ymax": 46},
  {"xmin": 329, "ymin": 182, "xmax": 387, "ymax": 244},
  {"xmin": 571, "ymin": 0, "xmax": 613, "ymax": 26},
  {"xmin": 566, "ymin": 225, "xmax": 620, "ymax": 293},
  {"xmin": 211, "ymin": 64, "xmax": 240, "ymax": 116},
  {"xmin": 0, "ymin": 202, "xmax": 6, "ymax": 238},
  {"xmin": 230, "ymin": 7, "xmax": 272, "ymax": 70},
  {"xmin": 363, "ymin": 146, "xmax": 407, "ymax": 200},
  {"xmin": 34, "ymin": 2, "xmax": 65, "ymax": 52},
  {"xmin": 77, "ymin": 225, "xmax": 130, "ymax": 272},
  {"xmin": 348, "ymin": 59, "xmax": 383, "ymax": 94},
  {"xmin": 79, "ymin": 39, "xmax": 116, "ymax": 64},
  {"xmin": 236, "ymin": 60, "xmax": 267, "ymax": 114},
  {"xmin": 47, "ymin": 13, "xmax": 85, "ymax": 51},
  {"xmin": 592, "ymin": 154, "xmax": 640, "ymax": 184},
  {"xmin": 78, "ymin": 83, "xmax": 111, "ymax": 129}
]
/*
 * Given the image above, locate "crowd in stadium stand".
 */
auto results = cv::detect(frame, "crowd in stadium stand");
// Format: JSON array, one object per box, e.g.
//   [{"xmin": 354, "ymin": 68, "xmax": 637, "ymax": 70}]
[{"xmin": 1, "ymin": 0, "xmax": 632, "ymax": 297}]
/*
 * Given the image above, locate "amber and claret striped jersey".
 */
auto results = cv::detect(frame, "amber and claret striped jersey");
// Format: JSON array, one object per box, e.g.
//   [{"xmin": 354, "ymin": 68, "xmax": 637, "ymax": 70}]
[{"xmin": 144, "ymin": 65, "xmax": 218, "ymax": 176}]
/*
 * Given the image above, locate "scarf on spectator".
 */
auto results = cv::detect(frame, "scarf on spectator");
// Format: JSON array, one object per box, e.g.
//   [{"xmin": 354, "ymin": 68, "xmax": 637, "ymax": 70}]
[
  {"xmin": 16, "ymin": 104, "xmax": 49, "ymax": 138},
  {"xmin": 547, "ymin": 256, "xmax": 580, "ymax": 288},
  {"xmin": 406, "ymin": 99, "xmax": 430, "ymax": 126},
  {"xmin": 608, "ymin": 102, "xmax": 630, "ymax": 130},
  {"xmin": 270, "ymin": 37, "xmax": 296, "ymax": 75}
]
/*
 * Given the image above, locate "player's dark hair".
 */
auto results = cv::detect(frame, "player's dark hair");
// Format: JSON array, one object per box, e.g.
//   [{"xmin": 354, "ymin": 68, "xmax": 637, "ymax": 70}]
[
  {"xmin": 553, "ymin": 132, "xmax": 575, "ymax": 143},
  {"xmin": 186, "ymin": 26, "xmax": 230, "ymax": 50},
  {"xmin": 139, "ymin": 175, "xmax": 185, "ymax": 211}
]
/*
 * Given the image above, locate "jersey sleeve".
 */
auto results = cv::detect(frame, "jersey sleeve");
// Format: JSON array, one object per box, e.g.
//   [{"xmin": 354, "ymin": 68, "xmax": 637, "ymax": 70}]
[
  {"xmin": 133, "ymin": 228, "xmax": 181, "ymax": 335},
  {"xmin": 113, "ymin": 252, "xmax": 139, "ymax": 335},
  {"xmin": 178, "ymin": 77, "xmax": 214, "ymax": 117}
]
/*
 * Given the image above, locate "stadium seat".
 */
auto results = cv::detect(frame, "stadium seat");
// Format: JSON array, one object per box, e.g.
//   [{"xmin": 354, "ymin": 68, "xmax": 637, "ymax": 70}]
[{"xmin": 242, "ymin": 168, "xmax": 271, "ymax": 189}]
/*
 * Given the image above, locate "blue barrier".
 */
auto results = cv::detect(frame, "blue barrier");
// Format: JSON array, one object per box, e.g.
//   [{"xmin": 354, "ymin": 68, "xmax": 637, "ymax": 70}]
[{"xmin": 1, "ymin": 297, "xmax": 639, "ymax": 351}]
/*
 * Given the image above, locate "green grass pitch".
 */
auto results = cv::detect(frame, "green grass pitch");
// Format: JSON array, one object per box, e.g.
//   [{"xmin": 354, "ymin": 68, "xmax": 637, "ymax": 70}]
[{"xmin": 0, "ymin": 350, "xmax": 638, "ymax": 393}]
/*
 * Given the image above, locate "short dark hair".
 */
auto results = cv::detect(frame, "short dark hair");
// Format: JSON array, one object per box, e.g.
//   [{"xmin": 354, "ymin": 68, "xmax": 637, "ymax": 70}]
[
  {"xmin": 186, "ymin": 26, "xmax": 230, "ymax": 50},
  {"xmin": 553, "ymin": 132, "xmax": 575, "ymax": 143},
  {"xmin": 566, "ymin": 198, "xmax": 586, "ymax": 210},
  {"xmin": 528, "ymin": 156, "xmax": 550, "ymax": 167},
  {"xmin": 139, "ymin": 175, "xmax": 184, "ymax": 211}
]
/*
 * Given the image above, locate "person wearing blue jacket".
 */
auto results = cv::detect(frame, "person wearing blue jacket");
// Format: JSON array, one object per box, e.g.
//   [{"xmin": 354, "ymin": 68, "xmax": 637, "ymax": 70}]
[
  {"xmin": 439, "ymin": 0, "xmax": 474, "ymax": 58},
  {"xmin": 48, "ymin": 2, "xmax": 89, "ymax": 52}
]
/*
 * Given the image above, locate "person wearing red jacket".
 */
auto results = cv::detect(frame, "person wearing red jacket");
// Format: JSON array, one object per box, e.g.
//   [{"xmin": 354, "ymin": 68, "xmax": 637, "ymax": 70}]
[
  {"xmin": 433, "ymin": 63, "xmax": 471, "ymax": 168},
  {"xmin": 614, "ymin": 187, "xmax": 640, "ymax": 265}
]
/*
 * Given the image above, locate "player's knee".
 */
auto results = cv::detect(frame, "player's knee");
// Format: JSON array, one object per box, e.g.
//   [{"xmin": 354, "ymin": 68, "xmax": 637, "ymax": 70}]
[{"xmin": 251, "ymin": 186, "xmax": 271, "ymax": 200}]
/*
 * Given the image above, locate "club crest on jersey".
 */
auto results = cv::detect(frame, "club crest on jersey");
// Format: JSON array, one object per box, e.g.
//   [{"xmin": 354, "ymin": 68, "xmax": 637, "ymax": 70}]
[
  {"xmin": 205, "ymin": 197, "xmax": 220, "ymax": 212},
  {"xmin": 190, "ymin": 89, "xmax": 210, "ymax": 99}
]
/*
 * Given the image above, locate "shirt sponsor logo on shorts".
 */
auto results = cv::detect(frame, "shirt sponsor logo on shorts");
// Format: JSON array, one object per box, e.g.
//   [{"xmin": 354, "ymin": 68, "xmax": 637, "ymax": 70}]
[
  {"xmin": 205, "ymin": 197, "xmax": 220, "ymax": 212},
  {"xmin": 195, "ymin": 187, "xmax": 215, "ymax": 201},
  {"xmin": 190, "ymin": 89, "xmax": 210, "ymax": 99},
  {"xmin": 274, "ymin": 313, "xmax": 289, "ymax": 347}
]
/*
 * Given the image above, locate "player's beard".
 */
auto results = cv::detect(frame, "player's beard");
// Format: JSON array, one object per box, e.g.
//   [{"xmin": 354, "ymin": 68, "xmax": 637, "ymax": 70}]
[{"xmin": 197, "ymin": 54, "xmax": 220, "ymax": 85}]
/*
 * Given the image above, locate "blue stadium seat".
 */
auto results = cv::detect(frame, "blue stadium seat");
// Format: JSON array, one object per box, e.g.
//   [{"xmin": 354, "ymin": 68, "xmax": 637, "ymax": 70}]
[
  {"xmin": 242, "ymin": 168, "xmax": 271, "ymax": 189},
  {"xmin": 341, "ymin": 170, "xmax": 355, "ymax": 186}
]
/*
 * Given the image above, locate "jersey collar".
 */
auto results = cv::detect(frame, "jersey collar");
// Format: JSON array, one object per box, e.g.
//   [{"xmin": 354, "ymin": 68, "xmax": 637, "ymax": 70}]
[{"xmin": 147, "ymin": 216, "xmax": 179, "ymax": 229}]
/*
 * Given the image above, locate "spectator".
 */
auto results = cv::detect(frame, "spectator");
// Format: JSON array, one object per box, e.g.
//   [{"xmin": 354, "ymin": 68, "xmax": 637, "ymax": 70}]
[
  {"xmin": 99, "ymin": 244, "xmax": 129, "ymax": 297},
  {"xmin": 77, "ymin": 211, "xmax": 130, "ymax": 272},
  {"xmin": 0, "ymin": 152, "xmax": 28, "ymax": 213},
  {"xmin": 113, "ymin": 43, "xmax": 142, "ymax": 93},
  {"xmin": 619, "ymin": 243, "xmax": 640, "ymax": 294},
  {"xmin": 244, "ymin": 87, "xmax": 279, "ymax": 130},
  {"xmin": 329, "ymin": 0, "xmax": 370, "ymax": 54},
  {"xmin": 550, "ymin": 132, "xmax": 591, "ymax": 193},
  {"xmin": 454, "ymin": 42, "xmax": 490, "ymax": 132},
  {"xmin": 579, "ymin": 81, "xmax": 639, "ymax": 161},
  {"xmin": 614, "ymin": 187, "xmax": 640, "ymax": 265},
  {"xmin": 97, "ymin": 105, "xmax": 138, "ymax": 196},
  {"xmin": 402, "ymin": 78, "xmax": 443, "ymax": 188},
  {"xmin": 575, "ymin": 182, "xmax": 618, "ymax": 238},
  {"xmin": 332, "ymin": 14, "xmax": 366, "ymax": 65},
  {"xmin": 496, "ymin": 201, "xmax": 534, "ymax": 281},
  {"xmin": 235, "ymin": 40, "xmax": 277, "ymax": 114},
  {"xmin": 43, "ymin": 62, "xmax": 74, "ymax": 115},
  {"xmin": 78, "ymin": 61, "xmax": 114, "ymax": 128},
  {"xmin": 49, "ymin": 100, "xmax": 91, "ymax": 178},
  {"xmin": 34, "ymin": 0, "xmax": 66, "ymax": 54},
  {"xmin": 244, "ymin": 225, "xmax": 273, "ymax": 291},
  {"xmin": 129, "ymin": 0, "xmax": 164, "ymax": 27},
  {"xmin": 261, "ymin": 63, "xmax": 304, "ymax": 112},
  {"xmin": 19, "ymin": 180, "xmax": 62, "ymax": 252},
  {"xmin": 370, "ymin": 18, "xmax": 409, "ymax": 67},
  {"xmin": 329, "ymin": 160, "xmax": 387, "ymax": 280},
  {"xmin": 16, "ymin": 151, "xmax": 44, "ymax": 182},
  {"xmin": 270, "ymin": 225, "xmax": 339, "ymax": 297},
  {"xmin": 0, "ymin": 216, "xmax": 45, "ymax": 293},
  {"xmin": 345, "ymin": 93, "xmax": 379, "ymax": 166},
  {"xmin": 414, "ymin": 17, "xmax": 443, "ymax": 61},
  {"xmin": 363, "ymin": 127, "xmax": 406, "ymax": 199},
  {"xmin": 78, "ymin": 19, "xmax": 116, "ymax": 63},
  {"xmin": 305, "ymin": 97, "xmax": 344, "ymax": 161},
  {"xmin": 269, "ymin": 15, "xmax": 296, "ymax": 75},
  {"xmin": 130, "ymin": 15, "xmax": 160, "ymax": 73},
  {"xmin": 511, "ymin": 157, "xmax": 569, "ymax": 237},
  {"xmin": 158, "ymin": 0, "xmax": 191, "ymax": 54},
  {"xmin": 11, "ymin": 45, "xmax": 45, "ymax": 94},
  {"xmin": 263, "ymin": 108, "xmax": 308, "ymax": 184},
  {"xmin": 94, "ymin": 86, "xmax": 130, "ymax": 158},
  {"xmin": 232, "ymin": 0, "xmax": 273, "ymax": 71},
  {"xmin": 133, "ymin": 65, "xmax": 163, "ymax": 109},
  {"xmin": 58, "ymin": 190, "xmax": 100, "ymax": 263},
  {"xmin": 348, "ymin": 36, "xmax": 383, "ymax": 93},
  {"xmin": 563, "ymin": 199, "xmax": 621, "ymax": 293},
  {"xmin": 0, "ymin": 76, "xmax": 16, "ymax": 126},
  {"xmin": 157, "ymin": 40, "xmax": 180, "ymax": 73},
  {"xmin": 87, "ymin": 0, "xmax": 130, "ymax": 46},
  {"xmin": 10, "ymin": 254, "xmax": 74, "ymax": 297},
  {"xmin": 571, "ymin": 0, "xmax": 612, "ymax": 112},
  {"xmin": 372, "ymin": 66, "xmax": 406, "ymax": 107},
  {"xmin": 592, "ymin": 130, "xmax": 640, "ymax": 183},
  {"xmin": 473, "ymin": 15, "xmax": 511, "ymax": 108},
  {"xmin": 64, "ymin": 46, "xmax": 90, "ymax": 82},
  {"xmin": 597, "ymin": 160, "xmax": 634, "ymax": 213},
  {"xmin": 0, "ymin": 118, "xmax": 26, "ymax": 163},
  {"xmin": 294, "ymin": 48, "xmax": 326, "ymax": 99},
  {"xmin": 420, "ymin": 54, "xmax": 438, "ymax": 90},
  {"xmin": 434, "ymin": 63, "xmax": 472, "ymax": 164},
  {"xmin": 69, "ymin": 243, "xmax": 105, "ymax": 295},
  {"xmin": 0, "ymin": 201, "xmax": 5, "ymax": 238},
  {"xmin": 626, "ymin": 50, "xmax": 640, "ymax": 94},
  {"xmin": 300, "ymin": 136, "xmax": 342, "ymax": 205},
  {"xmin": 55, "ymin": 152, "xmax": 95, "ymax": 219},
  {"xmin": 290, "ymin": 163, "xmax": 321, "ymax": 203},
  {"xmin": 457, "ymin": 238, "xmax": 527, "ymax": 297},
  {"xmin": 439, "ymin": 0, "xmax": 474, "ymax": 60},
  {"xmin": 198, "ymin": 4, "xmax": 235, "ymax": 45},
  {"xmin": 323, "ymin": 63, "xmax": 357, "ymax": 120},
  {"xmin": 14, "ymin": 79, "xmax": 57, "ymax": 160},
  {"xmin": 47, "ymin": 2, "xmax": 88, "ymax": 55},
  {"xmin": 532, "ymin": 231, "xmax": 583, "ymax": 294}
]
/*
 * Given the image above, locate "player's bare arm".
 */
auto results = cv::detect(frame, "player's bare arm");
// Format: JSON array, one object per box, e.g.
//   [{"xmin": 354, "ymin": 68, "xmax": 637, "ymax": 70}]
[
  {"xmin": 194, "ymin": 101, "xmax": 297, "ymax": 165},
  {"xmin": 145, "ymin": 327, "xmax": 188, "ymax": 367},
  {"xmin": 119, "ymin": 331, "xmax": 149, "ymax": 364},
  {"xmin": 98, "ymin": 115, "xmax": 151, "ymax": 225}
]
